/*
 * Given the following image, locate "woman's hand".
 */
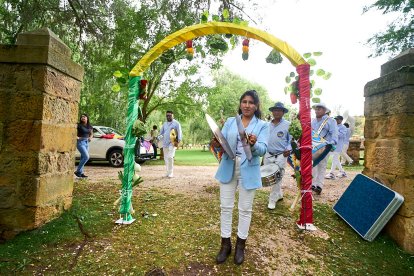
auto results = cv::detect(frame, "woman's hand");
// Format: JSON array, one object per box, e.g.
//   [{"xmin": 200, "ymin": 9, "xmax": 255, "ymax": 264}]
[
  {"xmin": 248, "ymin": 134, "xmax": 257, "ymax": 146},
  {"xmin": 283, "ymin": 150, "xmax": 291, "ymax": 157},
  {"xmin": 211, "ymin": 137, "xmax": 221, "ymax": 148}
]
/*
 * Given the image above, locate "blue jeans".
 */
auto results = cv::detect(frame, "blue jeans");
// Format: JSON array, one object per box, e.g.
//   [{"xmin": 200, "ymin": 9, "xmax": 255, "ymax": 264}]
[{"xmin": 76, "ymin": 139, "xmax": 89, "ymax": 174}]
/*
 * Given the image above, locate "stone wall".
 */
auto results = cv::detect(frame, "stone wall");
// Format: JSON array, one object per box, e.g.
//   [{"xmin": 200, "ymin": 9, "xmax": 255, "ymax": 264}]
[
  {"xmin": 0, "ymin": 28, "xmax": 83, "ymax": 240},
  {"xmin": 363, "ymin": 49, "xmax": 414, "ymax": 253}
]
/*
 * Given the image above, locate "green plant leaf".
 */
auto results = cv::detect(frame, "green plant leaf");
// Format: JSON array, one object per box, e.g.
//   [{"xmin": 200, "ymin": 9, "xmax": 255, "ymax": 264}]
[
  {"xmin": 112, "ymin": 84, "xmax": 121, "ymax": 92},
  {"xmin": 240, "ymin": 20, "xmax": 249, "ymax": 27},
  {"xmin": 222, "ymin": 9, "xmax": 229, "ymax": 19},
  {"xmin": 230, "ymin": 36, "xmax": 236, "ymax": 49},
  {"xmin": 313, "ymin": 52, "xmax": 323, "ymax": 56},
  {"xmin": 312, "ymin": 97, "xmax": 320, "ymax": 103},
  {"xmin": 113, "ymin": 70, "xmax": 122, "ymax": 78},
  {"xmin": 290, "ymin": 72, "xmax": 295, "ymax": 77},
  {"xmin": 309, "ymin": 70, "xmax": 314, "ymax": 76},
  {"xmin": 307, "ymin": 58, "xmax": 316, "ymax": 66},
  {"xmin": 314, "ymin": 88, "xmax": 322, "ymax": 95},
  {"xmin": 303, "ymin": 53, "xmax": 312, "ymax": 58},
  {"xmin": 212, "ymin": 14, "xmax": 220, "ymax": 21},
  {"xmin": 285, "ymin": 76, "xmax": 291, "ymax": 83},
  {"xmin": 117, "ymin": 77, "xmax": 127, "ymax": 84},
  {"xmin": 284, "ymin": 86, "xmax": 289, "ymax": 94},
  {"xmin": 201, "ymin": 11, "xmax": 209, "ymax": 23},
  {"xmin": 323, "ymin": 72, "xmax": 332, "ymax": 80},
  {"xmin": 233, "ymin": 17, "xmax": 241, "ymax": 24},
  {"xmin": 316, "ymin": 69, "xmax": 325, "ymax": 76}
]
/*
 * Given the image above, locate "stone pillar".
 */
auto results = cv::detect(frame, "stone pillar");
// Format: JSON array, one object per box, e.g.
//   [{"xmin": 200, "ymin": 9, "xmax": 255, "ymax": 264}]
[
  {"xmin": 0, "ymin": 28, "xmax": 83, "ymax": 240},
  {"xmin": 363, "ymin": 49, "xmax": 414, "ymax": 253}
]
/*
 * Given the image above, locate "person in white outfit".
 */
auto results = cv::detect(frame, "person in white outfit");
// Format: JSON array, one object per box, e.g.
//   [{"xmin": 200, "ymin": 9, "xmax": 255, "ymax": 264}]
[
  {"xmin": 326, "ymin": 115, "xmax": 347, "ymax": 179},
  {"xmin": 340, "ymin": 122, "xmax": 353, "ymax": 165},
  {"xmin": 311, "ymin": 103, "xmax": 338, "ymax": 195},
  {"xmin": 159, "ymin": 111, "xmax": 182, "ymax": 178},
  {"xmin": 263, "ymin": 102, "xmax": 291, "ymax": 210}
]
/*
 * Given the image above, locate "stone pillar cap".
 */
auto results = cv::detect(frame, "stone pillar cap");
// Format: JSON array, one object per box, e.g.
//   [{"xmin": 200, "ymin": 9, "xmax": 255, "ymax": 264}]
[
  {"xmin": 16, "ymin": 28, "xmax": 72, "ymax": 57},
  {"xmin": 381, "ymin": 48, "xmax": 414, "ymax": 76}
]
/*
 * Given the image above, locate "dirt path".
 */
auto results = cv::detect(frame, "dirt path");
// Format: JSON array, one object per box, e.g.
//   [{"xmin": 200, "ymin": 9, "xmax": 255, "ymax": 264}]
[{"xmin": 82, "ymin": 163, "xmax": 360, "ymax": 204}]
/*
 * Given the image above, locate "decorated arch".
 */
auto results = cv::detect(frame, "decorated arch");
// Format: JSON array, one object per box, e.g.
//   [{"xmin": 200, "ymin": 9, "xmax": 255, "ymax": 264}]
[{"xmin": 118, "ymin": 22, "xmax": 313, "ymax": 230}]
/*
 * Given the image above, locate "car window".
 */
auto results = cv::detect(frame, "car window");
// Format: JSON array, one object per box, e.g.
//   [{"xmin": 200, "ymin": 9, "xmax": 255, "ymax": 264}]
[
  {"xmin": 92, "ymin": 128, "xmax": 101, "ymax": 138},
  {"xmin": 100, "ymin": 127, "xmax": 124, "ymax": 136}
]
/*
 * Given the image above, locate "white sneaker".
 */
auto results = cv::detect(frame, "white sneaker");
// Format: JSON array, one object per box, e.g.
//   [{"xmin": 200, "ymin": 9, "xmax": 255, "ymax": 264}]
[
  {"xmin": 268, "ymin": 201, "xmax": 276, "ymax": 210},
  {"xmin": 167, "ymin": 174, "xmax": 174, "ymax": 178},
  {"xmin": 337, "ymin": 172, "xmax": 347, "ymax": 178},
  {"xmin": 325, "ymin": 173, "xmax": 336, "ymax": 180}
]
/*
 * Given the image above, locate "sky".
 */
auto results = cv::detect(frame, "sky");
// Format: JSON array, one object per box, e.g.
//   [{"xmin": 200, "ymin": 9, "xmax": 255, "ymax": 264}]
[{"xmin": 221, "ymin": 0, "xmax": 398, "ymax": 116}]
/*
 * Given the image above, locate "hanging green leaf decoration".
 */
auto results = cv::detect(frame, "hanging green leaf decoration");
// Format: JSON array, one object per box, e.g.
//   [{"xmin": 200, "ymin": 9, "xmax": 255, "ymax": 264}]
[
  {"xmin": 160, "ymin": 49, "xmax": 175, "ymax": 64},
  {"xmin": 284, "ymin": 87, "xmax": 289, "ymax": 94},
  {"xmin": 307, "ymin": 58, "xmax": 316, "ymax": 66},
  {"xmin": 303, "ymin": 53, "xmax": 312, "ymax": 58},
  {"xmin": 323, "ymin": 72, "xmax": 332, "ymax": 80},
  {"xmin": 113, "ymin": 70, "xmax": 122, "ymax": 78},
  {"xmin": 212, "ymin": 14, "xmax": 220, "ymax": 21},
  {"xmin": 290, "ymin": 72, "xmax": 295, "ymax": 77},
  {"xmin": 312, "ymin": 98, "xmax": 321, "ymax": 103},
  {"xmin": 112, "ymin": 84, "xmax": 121, "ymax": 92},
  {"xmin": 233, "ymin": 17, "xmax": 241, "ymax": 24},
  {"xmin": 285, "ymin": 76, "xmax": 291, "ymax": 83},
  {"xmin": 201, "ymin": 11, "xmax": 209, "ymax": 23},
  {"xmin": 313, "ymin": 52, "xmax": 323, "ymax": 56},
  {"xmin": 222, "ymin": 9, "xmax": 230, "ymax": 19},
  {"xmin": 309, "ymin": 70, "xmax": 314, "ymax": 76},
  {"xmin": 316, "ymin": 69, "xmax": 325, "ymax": 76},
  {"xmin": 229, "ymin": 36, "xmax": 236, "ymax": 49},
  {"xmin": 314, "ymin": 88, "xmax": 322, "ymax": 95},
  {"xmin": 208, "ymin": 35, "xmax": 228, "ymax": 51},
  {"xmin": 240, "ymin": 20, "xmax": 249, "ymax": 27},
  {"xmin": 265, "ymin": 49, "xmax": 283, "ymax": 64}
]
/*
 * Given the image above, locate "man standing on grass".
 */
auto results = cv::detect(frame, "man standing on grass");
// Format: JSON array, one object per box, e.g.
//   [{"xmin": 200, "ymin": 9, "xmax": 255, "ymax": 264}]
[
  {"xmin": 325, "ymin": 115, "xmax": 348, "ymax": 179},
  {"xmin": 311, "ymin": 103, "xmax": 338, "ymax": 195},
  {"xmin": 159, "ymin": 111, "xmax": 182, "ymax": 178},
  {"xmin": 264, "ymin": 102, "xmax": 291, "ymax": 210}
]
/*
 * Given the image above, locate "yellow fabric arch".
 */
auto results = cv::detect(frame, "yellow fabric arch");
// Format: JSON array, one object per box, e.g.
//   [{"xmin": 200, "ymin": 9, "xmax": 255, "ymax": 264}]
[{"xmin": 130, "ymin": 22, "xmax": 306, "ymax": 76}]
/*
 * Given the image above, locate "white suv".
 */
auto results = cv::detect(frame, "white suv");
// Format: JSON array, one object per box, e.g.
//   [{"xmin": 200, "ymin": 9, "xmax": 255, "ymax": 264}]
[{"xmin": 75, "ymin": 126, "xmax": 154, "ymax": 167}]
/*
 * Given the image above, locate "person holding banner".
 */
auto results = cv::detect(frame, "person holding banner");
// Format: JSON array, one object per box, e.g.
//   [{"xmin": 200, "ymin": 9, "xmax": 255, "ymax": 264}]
[
  {"xmin": 211, "ymin": 90, "xmax": 269, "ymax": 265},
  {"xmin": 159, "ymin": 111, "xmax": 182, "ymax": 178},
  {"xmin": 311, "ymin": 103, "xmax": 338, "ymax": 195},
  {"xmin": 264, "ymin": 102, "xmax": 292, "ymax": 209}
]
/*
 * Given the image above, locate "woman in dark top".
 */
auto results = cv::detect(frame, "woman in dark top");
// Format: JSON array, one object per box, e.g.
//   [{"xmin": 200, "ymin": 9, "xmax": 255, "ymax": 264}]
[{"xmin": 75, "ymin": 113, "xmax": 93, "ymax": 178}]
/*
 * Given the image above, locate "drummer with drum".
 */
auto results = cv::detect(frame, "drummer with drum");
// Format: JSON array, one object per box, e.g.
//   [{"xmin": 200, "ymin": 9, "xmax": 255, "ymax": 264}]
[{"xmin": 264, "ymin": 102, "xmax": 292, "ymax": 209}]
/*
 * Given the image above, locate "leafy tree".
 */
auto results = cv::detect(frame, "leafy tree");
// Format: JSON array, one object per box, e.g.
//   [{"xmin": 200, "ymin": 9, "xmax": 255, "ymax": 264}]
[{"xmin": 364, "ymin": 0, "xmax": 414, "ymax": 57}]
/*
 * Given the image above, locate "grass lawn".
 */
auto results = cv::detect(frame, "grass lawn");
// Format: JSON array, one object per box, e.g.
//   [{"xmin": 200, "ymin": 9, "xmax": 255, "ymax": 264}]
[
  {"xmin": 1, "ymin": 150, "xmax": 413, "ymax": 275},
  {"xmin": 146, "ymin": 148, "xmax": 218, "ymax": 166}
]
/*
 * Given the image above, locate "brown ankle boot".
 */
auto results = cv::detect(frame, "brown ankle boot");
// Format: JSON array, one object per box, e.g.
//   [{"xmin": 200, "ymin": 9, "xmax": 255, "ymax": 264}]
[
  {"xmin": 216, "ymin": 237, "xmax": 231, "ymax": 264},
  {"xmin": 234, "ymin": 236, "xmax": 246, "ymax": 265}
]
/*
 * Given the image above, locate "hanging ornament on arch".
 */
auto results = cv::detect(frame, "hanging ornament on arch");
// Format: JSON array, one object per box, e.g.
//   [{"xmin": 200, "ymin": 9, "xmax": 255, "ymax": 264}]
[
  {"xmin": 242, "ymin": 38, "xmax": 249, "ymax": 61},
  {"xmin": 186, "ymin": 40, "xmax": 194, "ymax": 61}
]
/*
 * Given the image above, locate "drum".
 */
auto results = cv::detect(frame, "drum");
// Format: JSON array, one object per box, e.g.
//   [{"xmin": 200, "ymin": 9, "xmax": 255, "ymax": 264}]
[{"xmin": 260, "ymin": 164, "xmax": 281, "ymax": 187}]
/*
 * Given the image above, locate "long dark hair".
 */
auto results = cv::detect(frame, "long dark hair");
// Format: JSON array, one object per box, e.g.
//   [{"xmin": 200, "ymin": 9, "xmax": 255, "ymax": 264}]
[
  {"xmin": 79, "ymin": 113, "xmax": 92, "ymax": 128},
  {"xmin": 238, "ymin": 90, "xmax": 262, "ymax": 119}
]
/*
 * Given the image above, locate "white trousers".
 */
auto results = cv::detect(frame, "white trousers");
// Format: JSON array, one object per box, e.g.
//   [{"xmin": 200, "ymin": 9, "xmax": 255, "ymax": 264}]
[
  {"xmin": 312, "ymin": 154, "xmax": 329, "ymax": 188},
  {"xmin": 220, "ymin": 157, "xmax": 256, "ymax": 240},
  {"xmin": 263, "ymin": 153, "xmax": 286, "ymax": 202},
  {"xmin": 330, "ymin": 152, "xmax": 345, "ymax": 173},
  {"xmin": 163, "ymin": 146, "xmax": 176, "ymax": 177},
  {"xmin": 340, "ymin": 143, "xmax": 353, "ymax": 163}
]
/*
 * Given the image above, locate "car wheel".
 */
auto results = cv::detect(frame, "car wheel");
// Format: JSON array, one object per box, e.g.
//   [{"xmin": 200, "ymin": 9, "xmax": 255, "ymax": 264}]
[{"xmin": 108, "ymin": 149, "xmax": 124, "ymax": 167}]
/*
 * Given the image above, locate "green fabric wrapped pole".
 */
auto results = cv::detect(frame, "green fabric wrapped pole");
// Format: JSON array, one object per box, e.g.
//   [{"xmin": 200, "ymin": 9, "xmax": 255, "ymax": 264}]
[{"xmin": 118, "ymin": 75, "xmax": 141, "ymax": 223}]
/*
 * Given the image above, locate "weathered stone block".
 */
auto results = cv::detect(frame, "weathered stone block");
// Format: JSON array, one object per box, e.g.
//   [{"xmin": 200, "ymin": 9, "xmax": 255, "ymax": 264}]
[
  {"xmin": 386, "ymin": 214, "xmax": 414, "ymax": 254},
  {"xmin": 364, "ymin": 87, "xmax": 414, "ymax": 117},
  {"xmin": 381, "ymin": 49, "xmax": 414, "ymax": 76},
  {"xmin": 0, "ymin": 175, "xmax": 18, "ymax": 209},
  {"xmin": 365, "ymin": 66, "xmax": 414, "ymax": 97},
  {"xmin": 364, "ymin": 138, "xmax": 414, "ymax": 176},
  {"xmin": 38, "ymin": 152, "xmax": 74, "ymax": 174},
  {"xmin": 40, "ymin": 123, "xmax": 77, "ymax": 152},
  {"xmin": 19, "ymin": 174, "xmax": 73, "ymax": 207},
  {"xmin": 3, "ymin": 119, "xmax": 42, "ymax": 151},
  {"xmin": 365, "ymin": 114, "xmax": 414, "ymax": 139},
  {"xmin": 42, "ymin": 95, "xmax": 79, "ymax": 123},
  {"xmin": 0, "ymin": 151, "xmax": 39, "ymax": 176}
]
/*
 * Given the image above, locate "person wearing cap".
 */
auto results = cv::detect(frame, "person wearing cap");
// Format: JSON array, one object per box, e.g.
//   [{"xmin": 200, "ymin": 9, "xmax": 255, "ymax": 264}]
[
  {"xmin": 326, "ymin": 115, "xmax": 348, "ymax": 179},
  {"xmin": 311, "ymin": 103, "xmax": 338, "ymax": 195},
  {"xmin": 264, "ymin": 102, "xmax": 292, "ymax": 209}
]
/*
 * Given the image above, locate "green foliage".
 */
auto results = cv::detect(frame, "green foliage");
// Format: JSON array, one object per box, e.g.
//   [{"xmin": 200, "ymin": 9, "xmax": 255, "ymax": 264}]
[
  {"xmin": 364, "ymin": 0, "xmax": 414, "ymax": 57},
  {"xmin": 266, "ymin": 49, "xmax": 283, "ymax": 64},
  {"xmin": 283, "ymin": 52, "xmax": 332, "ymax": 104}
]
